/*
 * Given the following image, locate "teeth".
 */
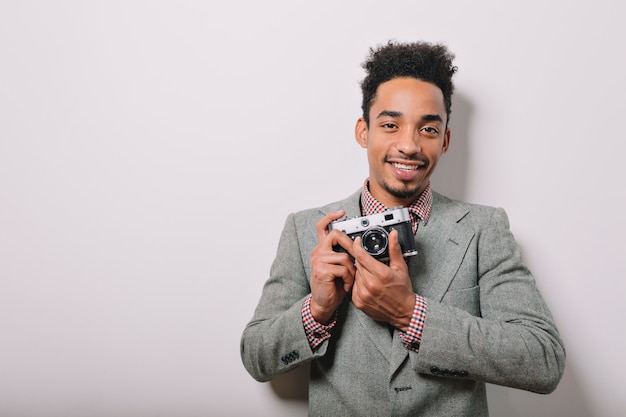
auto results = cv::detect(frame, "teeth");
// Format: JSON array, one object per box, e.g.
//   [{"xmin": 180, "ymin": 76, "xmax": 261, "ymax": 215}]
[{"xmin": 393, "ymin": 163, "xmax": 418, "ymax": 171}]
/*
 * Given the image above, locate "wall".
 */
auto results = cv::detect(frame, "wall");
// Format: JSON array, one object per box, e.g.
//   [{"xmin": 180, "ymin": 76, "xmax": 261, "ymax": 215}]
[{"xmin": 1, "ymin": 1, "xmax": 624, "ymax": 416}]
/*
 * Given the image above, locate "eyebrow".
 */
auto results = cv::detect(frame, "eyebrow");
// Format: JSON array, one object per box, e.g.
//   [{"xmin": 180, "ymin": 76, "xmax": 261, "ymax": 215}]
[
  {"xmin": 376, "ymin": 110, "xmax": 403, "ymax": 119},
  {"xmin": 421, "ymin": 114, "xmax": 443, "ymax": 123},
  {"xmin": 375, "ymin": 110, "xmax": 443, "ymax": 123}
]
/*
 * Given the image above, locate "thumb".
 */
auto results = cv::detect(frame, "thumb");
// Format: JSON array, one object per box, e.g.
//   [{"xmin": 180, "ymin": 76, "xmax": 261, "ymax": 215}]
[{"xmin": 387, "ymin": 229, "xmax": 406, "ymax": 268}]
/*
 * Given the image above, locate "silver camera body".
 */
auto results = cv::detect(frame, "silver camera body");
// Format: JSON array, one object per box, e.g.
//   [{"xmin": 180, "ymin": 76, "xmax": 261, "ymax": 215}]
[{"xmin": 328, "ymin": 207, "xmax": 417, "ymax": 261}]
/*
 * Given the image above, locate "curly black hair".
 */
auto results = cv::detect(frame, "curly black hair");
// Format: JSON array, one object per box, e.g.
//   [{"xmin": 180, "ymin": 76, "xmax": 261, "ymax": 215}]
[{"xmin": 360, "ymin": 41, "xmax": 457, "ymax": 125}]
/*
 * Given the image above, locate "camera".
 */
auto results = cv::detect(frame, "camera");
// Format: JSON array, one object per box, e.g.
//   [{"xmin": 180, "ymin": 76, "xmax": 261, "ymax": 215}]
[{"xmin": 328, "ymin": 207, "xmax": 417, "ymax": 261}]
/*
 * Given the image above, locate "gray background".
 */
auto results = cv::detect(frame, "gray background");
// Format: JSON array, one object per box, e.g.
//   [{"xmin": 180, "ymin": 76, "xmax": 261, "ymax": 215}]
[{"xmin": 1, "ymin": 1, "xmax": 624, "ymax": 416}]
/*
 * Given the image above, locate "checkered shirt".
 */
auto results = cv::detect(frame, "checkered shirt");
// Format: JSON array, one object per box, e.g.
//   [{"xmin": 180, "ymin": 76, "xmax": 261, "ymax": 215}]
[{"xmin": 302, "ymin": 294, "xmax": 337, "ymax": 350}]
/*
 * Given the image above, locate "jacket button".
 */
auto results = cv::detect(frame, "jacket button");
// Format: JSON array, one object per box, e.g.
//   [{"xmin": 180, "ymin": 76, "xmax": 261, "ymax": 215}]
[{"xmin": 280, "ymin": 350, "xmax": 300, "ymax": 365}]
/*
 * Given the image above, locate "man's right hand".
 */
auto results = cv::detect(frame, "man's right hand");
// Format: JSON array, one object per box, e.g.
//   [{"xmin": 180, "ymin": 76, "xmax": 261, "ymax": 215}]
[{"xmin": 309, "ymin": 210, "xmax": 357, "ymax": 324}]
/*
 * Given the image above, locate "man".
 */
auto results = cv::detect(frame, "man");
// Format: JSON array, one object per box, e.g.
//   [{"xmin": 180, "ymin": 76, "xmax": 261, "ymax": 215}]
[{"xmin": 241, "ymin": 41, "xmax": 565, "ymax": 416}]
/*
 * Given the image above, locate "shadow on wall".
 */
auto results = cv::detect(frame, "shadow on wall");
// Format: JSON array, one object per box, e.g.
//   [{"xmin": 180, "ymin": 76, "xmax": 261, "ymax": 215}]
[
  {"xmin": 487, "ymin": 364, "xmax": 594, "ymax": 417},
  {"xmin": 430, "ymin": 91, "xmax": 472, "ymax": 202},
  {"xmin": 270, "ymin": 362, "xmax": 309, "ymax": 401}
]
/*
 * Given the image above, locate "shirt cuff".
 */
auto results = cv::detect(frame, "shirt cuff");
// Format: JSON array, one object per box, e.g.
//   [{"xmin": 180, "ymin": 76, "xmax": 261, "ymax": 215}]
[
  {"xmin": 399, "ymin": 294, "xmax": 427, "ymax": 352},
  {"xmin": 302, "ymin": 294, "xmax": 337, "ymax": 350}
]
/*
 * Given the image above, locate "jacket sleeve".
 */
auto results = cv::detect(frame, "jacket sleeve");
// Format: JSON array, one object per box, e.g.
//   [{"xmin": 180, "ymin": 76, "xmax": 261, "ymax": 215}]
[
  {"xmin": 412, "ymin": 207, "xmax": 566, "ymax": 393},
  {"xmin": 240, "ymin": 212, "xmax": 324, "ymax": 382}
]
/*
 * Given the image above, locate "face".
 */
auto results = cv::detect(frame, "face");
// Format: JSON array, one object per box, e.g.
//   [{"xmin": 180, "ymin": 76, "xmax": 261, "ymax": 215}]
[{"xmin": 355, "ymin": 77, "xmax": 450, "ymax": 208}]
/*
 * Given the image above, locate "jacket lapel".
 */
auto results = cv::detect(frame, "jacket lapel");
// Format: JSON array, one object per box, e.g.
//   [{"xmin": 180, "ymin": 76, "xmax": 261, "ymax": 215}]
[
  {"xmin": 420, "ymin": 213, "xmax": 474, "ymax": 301},
  {"xmin": 355, "ymin": 307, "xmax": 393, "ymax": 363},
  {"xmin": 411, "ymin": 192, "xmax": 474, "ymax": 301}
]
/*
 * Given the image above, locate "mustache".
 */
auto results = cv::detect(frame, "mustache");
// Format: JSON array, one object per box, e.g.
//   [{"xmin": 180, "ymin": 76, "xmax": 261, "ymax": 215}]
[{"xmin": 385, "ymin": 154, "xmax": 429, "ymax": 166}]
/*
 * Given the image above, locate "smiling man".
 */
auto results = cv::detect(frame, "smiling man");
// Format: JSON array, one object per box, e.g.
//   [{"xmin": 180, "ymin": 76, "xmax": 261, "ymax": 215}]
[{"xmin": 241, "ymin": 41, "xmax": 565, "ymax": 417}]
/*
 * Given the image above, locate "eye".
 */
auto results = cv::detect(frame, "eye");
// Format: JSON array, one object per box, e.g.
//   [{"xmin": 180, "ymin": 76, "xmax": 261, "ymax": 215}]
[
  {"xmin": 421, "ymin": 126, "xmax": 440, "ymax": 135},
  {"xmin": 381, "ymin": 122, "xmax": 398, "ymax": 129}
]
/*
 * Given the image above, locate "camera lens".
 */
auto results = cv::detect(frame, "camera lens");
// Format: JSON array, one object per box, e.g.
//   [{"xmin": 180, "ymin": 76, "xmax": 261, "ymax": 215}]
[{"xmin": 361, "ymin": 227, "xmax": 388, "ymax": 256}]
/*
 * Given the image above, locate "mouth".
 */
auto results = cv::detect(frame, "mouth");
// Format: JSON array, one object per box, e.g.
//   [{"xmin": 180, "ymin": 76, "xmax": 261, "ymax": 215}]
[
  {"xmin": 391, "ymin": 162, "xmax": 421, "ymax": 171},
  {"xmin": 386, "ymin": 157, "xmax": 429, "ymax": 182},
  {"xmin": 388, "ymin": 156, "xmax": 428, "ymax": 170}
]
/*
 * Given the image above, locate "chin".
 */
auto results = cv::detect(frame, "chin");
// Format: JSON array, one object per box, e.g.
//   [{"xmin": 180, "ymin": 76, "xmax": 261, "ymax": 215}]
[{"xmin": 385, "ymin": 183, "xmax": 421, "ymax": 201}]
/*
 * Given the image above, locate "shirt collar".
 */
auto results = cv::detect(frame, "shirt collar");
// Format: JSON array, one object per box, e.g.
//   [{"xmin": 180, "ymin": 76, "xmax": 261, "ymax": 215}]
[{"xmin": 360, "ymin": 179, "xmax": 433, "ymax": 233}]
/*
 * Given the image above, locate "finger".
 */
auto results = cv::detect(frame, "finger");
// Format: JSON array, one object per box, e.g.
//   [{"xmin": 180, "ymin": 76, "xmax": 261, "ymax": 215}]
[
  {"xmin": 342, "ymin": 266, "xmax": 356, "ymax": 293},
  {"xmin": 328, "ymin": 229, "xmax": 358, "ymax": 255},
  {"xmin": 351, "ymin": 236, "xmax": 379, "ymax": 274},
  {"xmin": 351, "ymin": 236, "xmax": 366, "ymax": 259},
  {"xmin": 387, "ymin": 229, "xmax": 406, "ymax": 269},
  {"xmin": 320, "ymin": 250, "xmax": 357, "ymax": 272},
  {"xmin": 326, "ymin": 263, "xmax": 356, "ymax": 284},
  {"xmin": 316, "ymin": 210, "xmax": 346, "ymax": 242},
  {"xmin": 314, "ymin": 261, "xmax": 356, "ymax": 296},
  {"xmin": 311, "ymin": 246, "xmax": 357, "ymax": 280}
]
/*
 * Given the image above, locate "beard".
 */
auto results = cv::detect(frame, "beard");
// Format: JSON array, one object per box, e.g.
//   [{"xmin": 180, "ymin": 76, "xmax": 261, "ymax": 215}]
[
  {"xmin": 381, "ymin": 179, "xmax": 422, "ymax": 200},
  {"xmin": 380, "ymin": 154, "xmax": 430, "ymax": 201}
]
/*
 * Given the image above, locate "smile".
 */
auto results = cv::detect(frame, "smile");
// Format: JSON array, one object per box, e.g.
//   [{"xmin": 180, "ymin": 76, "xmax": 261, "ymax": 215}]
[{"xmin": 392, "ymin": 162, "xmax": 420, "ymax": 171}]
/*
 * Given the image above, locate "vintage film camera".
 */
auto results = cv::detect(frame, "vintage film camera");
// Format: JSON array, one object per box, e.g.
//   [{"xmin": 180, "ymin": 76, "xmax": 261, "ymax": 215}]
[{"xmin": 328, "ymin": 207, "xmax": 417, "ymax": 261}]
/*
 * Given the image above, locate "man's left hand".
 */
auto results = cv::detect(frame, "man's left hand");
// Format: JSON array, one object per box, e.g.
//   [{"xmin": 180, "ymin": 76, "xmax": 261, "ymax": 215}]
[{"xmin": 351, "ymin": 229, "xmax": 416, "ymax": 332}]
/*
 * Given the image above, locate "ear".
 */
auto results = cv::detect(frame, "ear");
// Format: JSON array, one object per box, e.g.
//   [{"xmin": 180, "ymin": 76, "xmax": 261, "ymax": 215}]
[
  {"xmin": 442, "ymin": 127, "xmax": 451, "ymax": 154},
  {"xmin": 355, "ymin": 117, "xmax": 368, "ymax": 148}
]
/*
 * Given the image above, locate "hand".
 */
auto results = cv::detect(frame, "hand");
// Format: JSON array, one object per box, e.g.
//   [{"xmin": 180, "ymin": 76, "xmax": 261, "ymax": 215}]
[
  {"xmin": 351, "ymin": 229, "xmax": 416, "ymax": 331},
  {"xmin": 309, "ymin": 210, "xmax": 357, "ymax": 324}
]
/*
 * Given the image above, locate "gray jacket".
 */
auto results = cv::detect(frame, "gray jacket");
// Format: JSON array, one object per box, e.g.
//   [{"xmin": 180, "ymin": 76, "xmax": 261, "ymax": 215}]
[{"xmin": 241, "ymin": 189, "xmax": 565, "ymax": 416}]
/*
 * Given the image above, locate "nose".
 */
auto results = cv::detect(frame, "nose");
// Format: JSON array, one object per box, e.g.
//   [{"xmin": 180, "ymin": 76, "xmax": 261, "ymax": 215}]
[{"xmin": 396, "ymin": 128, "xmax": 420, "ymax": 156}]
